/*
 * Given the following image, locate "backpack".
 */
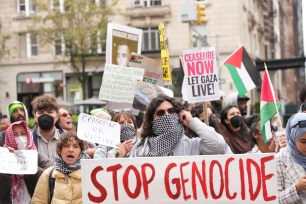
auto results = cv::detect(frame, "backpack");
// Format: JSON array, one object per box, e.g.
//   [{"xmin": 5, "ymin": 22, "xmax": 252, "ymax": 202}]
[{"xmin": 48, "ymin": 168, "xmax": 55, "ymax": 204}]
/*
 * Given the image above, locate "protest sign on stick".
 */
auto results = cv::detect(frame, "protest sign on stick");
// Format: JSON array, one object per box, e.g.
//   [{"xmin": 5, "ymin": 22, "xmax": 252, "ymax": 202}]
[
  {"xmin": 0, "ymin": 147, "xmax": 38, "ymax": 174},
  {"xmin": 99, "ymin": 64, "xmax": 144, "ymax": 103},
  {"xmin": 77, "ymin": 113, "xmax": 120, "ymax": 147},
  {"xmin": 81, "ymin": 154, "xmax": 277, "ymax": 203},
  {"xmin": 181, "ymin": 47, "xmax": 222, "ymax": 103}
]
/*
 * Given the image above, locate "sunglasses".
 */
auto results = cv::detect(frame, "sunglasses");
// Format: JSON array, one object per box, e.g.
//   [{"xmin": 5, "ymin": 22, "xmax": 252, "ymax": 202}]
[
  {"xmin": 60, "ymin": 112, "xmax": 72, "ymax": 118},
  {"xmin": 292, "ymin": 120, "xmax": 306, "ymax": 128},
  {"xmin": 155, "ymin": 108, "xmax": 178, "ymax": 117},
  {"xmin": 113, "ymin": 108, "xmax": 132, "ymax": 113}
]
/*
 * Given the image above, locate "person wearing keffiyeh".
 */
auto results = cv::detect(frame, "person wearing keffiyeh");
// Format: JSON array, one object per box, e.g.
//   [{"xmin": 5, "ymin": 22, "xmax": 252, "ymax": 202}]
[
  {"xmin": 129, "ymin": 94, "xmax": 227, "ymax": 157},
  {"xmin": 275, "ymin": 113, "xmax": 306, "ymax": 204},
  {"xmin": 0, "ymin": 120, "xmax": 52, "ymax": 204},
  {"xmin": 31, "ymin": 131, "xmax": 91, "ymax": 204}
]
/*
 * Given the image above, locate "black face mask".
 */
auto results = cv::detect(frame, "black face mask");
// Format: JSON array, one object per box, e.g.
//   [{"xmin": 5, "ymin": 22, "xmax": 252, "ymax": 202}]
[
  {"xmin": 230, "ymin": 115, "xmax": 242, "ymax": 128},
  {"xmin": 37, "ymin": 114, "xmax": 54, "ymax": 131}
]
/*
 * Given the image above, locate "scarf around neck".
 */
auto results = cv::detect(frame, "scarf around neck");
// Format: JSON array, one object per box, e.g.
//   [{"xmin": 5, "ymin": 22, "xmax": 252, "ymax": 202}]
[
  {"xmin": 54, "ymin": 151, "xmax": 91, "ymax": 175},
  {"xmin": 136, "ymin": 114, "xmax": 184, "ymax": 157}
]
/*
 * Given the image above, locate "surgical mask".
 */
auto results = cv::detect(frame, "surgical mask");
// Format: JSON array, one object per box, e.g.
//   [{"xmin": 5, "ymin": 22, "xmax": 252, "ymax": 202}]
[
  {"xmin": 230, "ymin": 115, "xmax": 242, "ymax": 128},
  {"xmin": 37, "ymin": 114, "xmax": 54, "ymax": 131},
  {"xmin": 15, "ymin": 136, "xmax": 28, "ymax": 150}
]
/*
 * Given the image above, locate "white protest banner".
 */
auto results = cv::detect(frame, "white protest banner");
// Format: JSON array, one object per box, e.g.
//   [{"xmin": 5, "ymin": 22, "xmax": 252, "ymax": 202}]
[
  {"xmin": 182, "ymin": 47, "xmax": 222, "ymax": 103},
  {"xmin": 99, "ymin": 64, "xmax": 144, "ymax": 103},
  {"xmin": 128, "ymin": 53, "xmax": 164, "ymax": 86},
  {"xmin": 0, "ymin": 147, "xmax": 38, "ymax": 174},
  {"xmin": 77, "ymin": 113, "xmax": 120, "ymax": 147},
  {"xmin": 81, "ymin": 154, "xmax": 277, "ymax": 204},
  {"xmin": 106, "ymin": 23, "xmax": 143, "ymax": 66}
]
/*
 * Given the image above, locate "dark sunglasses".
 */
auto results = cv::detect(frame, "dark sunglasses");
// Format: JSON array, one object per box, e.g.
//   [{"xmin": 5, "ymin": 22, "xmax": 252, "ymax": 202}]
[
  {"xmin": 292, "ymin": 120, "xmax": 306, "ymax": 128},
  {"xmin": 155, "ymin": 108, "xmax": 178, "ymax": 117},
  {"xmin": 60, "ymin": 112, "xmax": 72, "ymax": 118}
]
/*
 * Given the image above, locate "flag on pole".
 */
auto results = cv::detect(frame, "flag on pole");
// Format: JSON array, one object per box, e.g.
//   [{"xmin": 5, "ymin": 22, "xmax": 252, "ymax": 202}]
[
  {"xmin": 224, "ymin": 46, "xmax": 258, "ymax": 96},
  {"xmin": 260, "ymin": 69, "xmax": 280, "ymax": 143}
]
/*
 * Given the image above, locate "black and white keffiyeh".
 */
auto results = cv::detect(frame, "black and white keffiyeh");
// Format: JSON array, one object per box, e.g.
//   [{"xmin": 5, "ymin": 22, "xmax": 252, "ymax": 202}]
[
  {"xmin": 54, "ymin": 151, "xmax": 91, "ymax": 175},
  {"xmin": 120, "ymin": 124, "xmax": 136, "ymax": 142},
  {"xmin": 136, "ymin": 114, "xmax": 184, "ymax": 157}
]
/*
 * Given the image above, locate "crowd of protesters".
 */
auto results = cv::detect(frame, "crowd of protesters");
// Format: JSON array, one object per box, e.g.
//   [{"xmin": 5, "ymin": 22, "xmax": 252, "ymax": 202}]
[{"xmin": 0, "ymin": 86, "xmax": 306, "ymax": 203}]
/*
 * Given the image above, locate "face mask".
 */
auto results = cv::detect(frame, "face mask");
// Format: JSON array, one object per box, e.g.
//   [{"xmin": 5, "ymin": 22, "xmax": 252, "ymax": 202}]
[
  {"xmin": 230, "ymin": 115, "xmax": 242, "ymax": 128},
  {"xmin": 120, "ymin": 124, "xmax": 136, "ymax": 143},
  {"xmin": 37, "ymin": 114, "xmax": 54, "ymax": 131},
  {"xmin": 152, "ymin": 114, "xmax": 182, "ymax": 135},
  {"xmin": 15, "ymin": 136, "xmax": 28, "ymax": 150}
]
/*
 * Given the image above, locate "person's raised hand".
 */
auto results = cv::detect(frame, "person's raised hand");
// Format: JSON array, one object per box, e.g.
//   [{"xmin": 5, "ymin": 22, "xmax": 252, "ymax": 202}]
[
  {"xmin": 115, "ymin": 143, "xmax": 126, "ymax": 158},
  {"xmin": 122, "ymin": 139, "xmax": 133, "ymax": 154},
  {"xmin": 179, "ymin": 110, "xmax": 193, "ymax": 127},
  {"xmin": 295, "ymin": 175, "xmax": 306, "ymax": 193}
]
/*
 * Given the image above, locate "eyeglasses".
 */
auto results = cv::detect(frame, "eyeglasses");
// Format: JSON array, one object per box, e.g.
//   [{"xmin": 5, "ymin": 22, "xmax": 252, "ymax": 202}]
[
  {"xmin": 113, "ymin": 108, "xmax": 132, "ymax": 113},
  {"xmin": 292, "ymin": 120, "xmax": 306, "ymax": 128},
  {"xmin": 60, "ymin": 112, "xmax": 72, "ymax": 118},
  {"xmin": 155, "ymin": 108, "xmax": 178, "ymax": 117}
]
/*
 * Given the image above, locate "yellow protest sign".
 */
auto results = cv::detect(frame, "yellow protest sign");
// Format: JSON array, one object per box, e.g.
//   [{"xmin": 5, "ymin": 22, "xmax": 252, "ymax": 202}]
[{"xmin": 159, "ymin": 23, "xmax": 171, "ymax": 81}]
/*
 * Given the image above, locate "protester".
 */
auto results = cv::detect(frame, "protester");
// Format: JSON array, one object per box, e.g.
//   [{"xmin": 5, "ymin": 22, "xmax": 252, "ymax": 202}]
[
  {"xmin": 57, "ymin": 107, "xmax": 74, "ymax": 132},
  {"xmin": 0, "ymin": 120, "xmax": 52, "ymax": 204},
  {"xmin": 90, "ymin": 108, "xmax": 112, "ymax": 121},
  {"xmin": 275, "ymin": 113, "xmax": 306, "ymax": 203},
  {"xmin": 212, "ymin": 105, "xmax": 252, "ymax": 154},
  {"xmin": 298, "ymin": 85, "xmax": 306, "ymax": 103},
  {"xmin": 31, "ymin": 95, "xmax": 63, "ymax": 164},
  {"xmin": 225, "ymin": 92, "xmax": 249, "ymax": 116},
  {"xmin": 0, "ymin": 101, "xmax": 29, "ymax": 147},
  {"xmin": 94, "ymin": 110, "xmax": 134, "ymax": 158},
  {"xmin": 31, "ymin": 131, "xmax": 90, "ymax": 204},
  {"xmin": 129, "ymin": 95, "xmax": 227, "ymax": 157},
  {"xmin": 0, "ymin": 114, "xmax": 9, "ymax": 132},
  {"xmin": 299, "ymin": 102, "xmax": 306, "ymax": 113}
]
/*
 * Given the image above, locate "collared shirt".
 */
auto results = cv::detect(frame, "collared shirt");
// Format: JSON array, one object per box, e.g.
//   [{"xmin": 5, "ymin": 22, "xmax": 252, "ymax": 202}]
[{"xmin": 37, "ymin": 128, "xmax": 60, "ymax": 165}]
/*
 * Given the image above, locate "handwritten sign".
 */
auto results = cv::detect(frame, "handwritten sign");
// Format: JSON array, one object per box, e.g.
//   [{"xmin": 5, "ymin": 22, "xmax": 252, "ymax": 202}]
[
  {"xmin": 99, "ymin": 64, "xmax": 144, "ymax": 103},
  {"xmin": 182, "ymin": 48, "xmax": 222, "ymax": 103},
  {"xmin": 77, "ymin": 113, "xmax": 120, "ymax": 147},
  {"xmin": 0, "ymin": 147, "xmax": 38, "ymax": 174},
  {"xmin": 81, "ymin": 154, "xmax": 277, "ymax": 203}
]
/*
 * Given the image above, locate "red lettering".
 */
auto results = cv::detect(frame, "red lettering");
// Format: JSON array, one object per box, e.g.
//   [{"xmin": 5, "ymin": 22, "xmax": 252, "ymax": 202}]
[
  {"xmin": 141, "ymin": 163, "xmax": 155, "ymax": 200},
  {"xmin": 106, "ymin": 164, "xmax": 122, "ymax": 201},
  {"xmin": 187, "ymin": 62, "xmax": 195, "ymax": 76},
  {"xmin": 180, "ymin": 162, "xmax": 191, "ymax": 200},
  {"xmin": 204, "ymin": 60, "xmax": 213, "ymax": 73},
  {"xmin": 261, "ymin": 155, "xmax": 277, "ymax": 201},
  {"xmin": 164, "ymin": 163, "xmax": 180, "ymax": 199},
  {"xmin": 209, "ymin": 160, "xmax": 224, "ymax": 199},
  {"xmin": 191, "ymin": 161, "xmax": 208, "ymax": 199},
  {"xmin": 224, "ymin": 157, "xmax": 237, "ymax": 200},
  {"xmin": 239, "ymin": 159, "xmax": 245, "ymax": 200},
  {"xmin": 123, "ymin": 165, "xmax": 141, "ymax": 199},
  {"xmin": 196, "ymin": 61, "xmax": 204, "ymax": 75},
  {"xmin": 88, "ymin": 166, "xmax": 107, "ymax": 203},
  {"xmin": 246, "ymin": 159, "xmax": 261, "ymax": 200}
]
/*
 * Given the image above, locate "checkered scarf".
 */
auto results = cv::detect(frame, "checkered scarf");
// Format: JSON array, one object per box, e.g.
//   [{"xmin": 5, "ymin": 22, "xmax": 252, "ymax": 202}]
[
  {"xmin": 120, "ymin": 124, "xmax": 136, "ymax": 142},
  {"xmin": 54, "ymin": 151, "xmax": 91, "ymax": 175},
  {"xmin": 136, "ymin": 114, "xmax": 184, "ymax": 157}
]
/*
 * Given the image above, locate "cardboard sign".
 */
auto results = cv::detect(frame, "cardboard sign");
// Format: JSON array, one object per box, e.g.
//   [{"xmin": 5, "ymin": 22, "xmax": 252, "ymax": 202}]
[
  {"xmin": 99, "ymin": 64, "xmax": 144, "ymax": 103},
  {"xmin": 128, "ymin": 53, "xmax": 165, "ymax": 86},
  {"xmin": 77, "ymin": 113, "xmax": 120, "ymax": 147},
  {"xmin": 0, "ymin": 147, "xmax": 38, "ymax": 174},
  {"xmin": 181, "ymin": 48, "xmax": 222, "ymax": 103},
  {"xmin": 106, "ymin": 23, "xmax": 143, "ymax": 66},
  {"xmin": 81, "ymin": 154, "xmax": 277, "ymax": 203}
]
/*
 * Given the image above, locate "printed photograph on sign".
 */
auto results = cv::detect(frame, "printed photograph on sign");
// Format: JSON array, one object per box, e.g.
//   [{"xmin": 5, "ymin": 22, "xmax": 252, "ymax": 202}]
[{"xmin": 106, "ymin": 23, "xmax": 143, "ymax": 66}]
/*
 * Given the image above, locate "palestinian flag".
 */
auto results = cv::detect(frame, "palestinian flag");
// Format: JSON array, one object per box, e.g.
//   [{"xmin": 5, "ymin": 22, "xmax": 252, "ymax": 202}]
[
  {"xmin": 224, "ymin": 46, "xmax": 259, "ymax": 96},
  {"xmin": 260, "ymin": 70, "xmax": 280, "ymax": 143}
]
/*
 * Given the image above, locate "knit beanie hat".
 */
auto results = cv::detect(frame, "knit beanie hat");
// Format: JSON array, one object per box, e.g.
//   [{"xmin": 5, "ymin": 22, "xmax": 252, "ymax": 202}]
[{"xmin": 9, "ymin": 103, "xmax": 24, "ymax": 117}]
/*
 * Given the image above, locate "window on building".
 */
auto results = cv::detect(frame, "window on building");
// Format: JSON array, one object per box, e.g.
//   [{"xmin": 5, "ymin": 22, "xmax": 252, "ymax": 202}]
[
  {"xmin": 54, "ymin": 33, "xmax": 64, "ymax": 55},
  {"xmin": 142, "ymin": 27, "xmax": 160, "ymax": 51},
  {"xmin": 134, "ymin": 0, "xmax": 161, "ymax": 7},
  {"xmin": 51, "ymin": 0, "xmax": 64, "ymax": 13},
  {"xmin": 18, "ymin": 0, "xmax": 36, "ymax": 16},
  {"xmin": 26, "ymin": 33, "xmax": 38, "ymax": 57}
]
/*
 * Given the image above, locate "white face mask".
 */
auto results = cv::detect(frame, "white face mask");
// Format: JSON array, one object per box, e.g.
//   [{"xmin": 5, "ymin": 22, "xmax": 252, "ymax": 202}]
[{"xmin": 15, "ymin": 136, "xmax": 28, "ymax": 150}]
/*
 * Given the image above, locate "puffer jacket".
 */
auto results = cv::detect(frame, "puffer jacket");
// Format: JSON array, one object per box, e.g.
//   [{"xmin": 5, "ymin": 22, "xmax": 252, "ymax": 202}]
[{"xmin": 31, "ymin": 167, "xmax": 82, "ymax": 204}]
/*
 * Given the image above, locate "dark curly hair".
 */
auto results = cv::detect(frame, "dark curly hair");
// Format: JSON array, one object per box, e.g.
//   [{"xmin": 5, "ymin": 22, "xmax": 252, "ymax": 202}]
[
  {"xmin": 56, "ymin": 131, "xmax": 86, "ymax": 156},
  {"xmin": 31, "ymin": 95, "xmax": 59, "ymax": 114},
  {"xmin": 141, "ymin": 94, "xmax": 183, "ymax": 138}
]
